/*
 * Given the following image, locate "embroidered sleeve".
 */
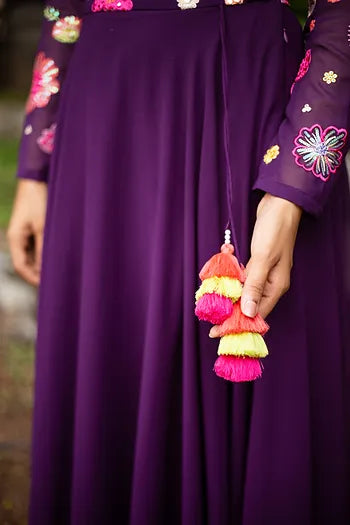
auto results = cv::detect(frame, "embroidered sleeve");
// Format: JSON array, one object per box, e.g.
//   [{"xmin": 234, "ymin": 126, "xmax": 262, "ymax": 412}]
[
  {"xmin": 16, "ymin": 1, "xmax": 82, "ymax": 182},
  {"xmin": 254, "ymin": 0, "xmax": 350, "ymax": 215}
]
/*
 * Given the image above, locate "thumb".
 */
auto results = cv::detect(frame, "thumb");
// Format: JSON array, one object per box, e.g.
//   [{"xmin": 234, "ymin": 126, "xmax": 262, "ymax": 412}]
[{"xmin": 241, "ymin": 257, "xmax": 270, "ymax": 318}]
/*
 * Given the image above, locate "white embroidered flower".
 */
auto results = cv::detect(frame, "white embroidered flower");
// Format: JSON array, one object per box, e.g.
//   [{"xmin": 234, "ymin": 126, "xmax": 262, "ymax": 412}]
[
  {"xmin": 24, "ymin": 124, "xmax": 33, "ymax": 135},
  {"xmin": 302, "ymin": 104, "xmax": 312, "ymax": 113},
  {"xmin": 225, "ymin": 0, "xmax": 245, "ymax": 5},
  {"xmin": 177, "ymin": 0, "xmax": 199, "ymax": 9}
]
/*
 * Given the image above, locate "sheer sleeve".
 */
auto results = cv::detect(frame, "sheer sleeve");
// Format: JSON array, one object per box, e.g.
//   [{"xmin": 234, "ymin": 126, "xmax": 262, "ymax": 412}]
[
  {"xmin": 16, "ymin": 1, "xmax": 82, "ymax": 183},
  {"xmin": 253, "ymin": 0, "xmax": 350, "ymax": 216}
]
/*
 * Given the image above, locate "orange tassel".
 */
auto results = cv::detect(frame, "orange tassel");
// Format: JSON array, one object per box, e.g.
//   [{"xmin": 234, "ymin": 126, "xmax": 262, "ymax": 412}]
[
  {"xmin": 209, "ymin": 300, "xmax": 269, "ymax": 338},
  {"xmin": 199, "ymin": 243, "xmax": 245, "ymax": 282}
]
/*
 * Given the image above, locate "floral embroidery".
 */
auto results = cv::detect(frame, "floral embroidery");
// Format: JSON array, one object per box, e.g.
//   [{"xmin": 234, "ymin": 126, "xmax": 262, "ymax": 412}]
[
  {"xmin": 52, "ymin": 16, "xmax": 82, "ymax": 43},
  {"xmin": 25, "ymin": 52, "xmax": 60, "ymax": 114},
  {"xmin": 328, "ymin": 0, "xmax": 341, "ymax": 3},
  {"xmin": 323, "ymin": 70, "xmax": 338, "ymax": 84},
  {"xmin": 291, "ymin": 49, "xmax": 311, "ymax": 93},
  {"xmin": 292, "ymin": 124, "xmax": 347, "ymax": 181},
  {"xmin": 178, "ymin": 0, "xmax": 200, "ymax": 8},
  {"xmin": 91, "ymin": 0, "xmax": 133, "ymax": 12},
  {"xmin": 264, "ymin": 145, "xmax": 280, "ymax": 165},
  {"xmin": 43, "ymin": 6, "xmax": 60, "ymax": 21},
  {"xmin": 309, "ymin": 19, "xmax": 316, "ymax": 31},
  {"xmin": 24, "ymin": 124, "xmax": 33, "ymax": 135},
  {"xmin": 37, "ymin": 123, "xmax": 57, "ymax": 154},
  {"xmin": 225, "ymin": 0, "xmax": 244, "ymax": 5},
  {"xmin": 280, "ymin": 0, "xmax": 290, "ymax": 5},
  {"xmin": 302, "ymin": 103, "xmax": 312, "ymax": 113}
]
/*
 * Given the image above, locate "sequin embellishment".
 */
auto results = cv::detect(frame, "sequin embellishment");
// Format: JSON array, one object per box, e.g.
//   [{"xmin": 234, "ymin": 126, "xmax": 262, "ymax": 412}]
[
  {"xmin": 91, "ymin": 0, "xmax": 133, "ymax": 11},
  {"xmin": 26, "ymin": 52, "xmax": 60, "ymax": 114},
  {"xmin": 263, "ymin": 145, "xmax": 280, "ymax": 165},
  {"xmin": 291, "ymin": 49, "xmax": 312, "ymax": 93},
  {"xmin": 37, "ymin": 123, "xmax": 57, "ymax": 154},
  {"xmin": 178, "ymin": 0, "xmax": 200, "ymax": 8},
  {"xmin": 292, "ymin": 124, "xmax": 347, "ymax": 181},
  {"xmin": 52, "ymin": 16, "xmax": 82, "ymax": 43},
  {"xmin": 323, "ymin": 71, "xmax": 338, "ymax": 84},
  {"xmin": 43, "ymin": 6, "xmax": 60, "ymax": 21}
]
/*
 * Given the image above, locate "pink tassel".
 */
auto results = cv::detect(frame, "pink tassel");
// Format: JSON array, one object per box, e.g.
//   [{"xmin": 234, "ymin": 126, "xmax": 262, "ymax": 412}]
[
  {"xmin": 195, "ymin": 293, "xmax": 233, "ymax": 325},
  {"xmin": 214, "ymin": 355, "xmax": 262, "ymax": 382}
]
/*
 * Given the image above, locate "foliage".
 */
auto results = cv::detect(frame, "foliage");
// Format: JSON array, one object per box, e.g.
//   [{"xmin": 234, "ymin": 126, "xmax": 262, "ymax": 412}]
[{"xmin": 0, "ymin": 139, "xmax": 18, "ymax": 229}]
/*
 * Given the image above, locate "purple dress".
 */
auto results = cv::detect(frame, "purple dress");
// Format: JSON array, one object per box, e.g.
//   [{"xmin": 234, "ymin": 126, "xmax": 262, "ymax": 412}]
[{"xmin": 17, "ymin": 0, "xmax": 350, "ymax": 523}]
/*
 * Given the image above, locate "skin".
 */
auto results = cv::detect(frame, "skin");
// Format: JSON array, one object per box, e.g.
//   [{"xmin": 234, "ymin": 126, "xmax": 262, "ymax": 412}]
[
  {"xmin": 7, "ymin": 179, "xmax": 48, "ymax": 287},
  {"xmin": 7, "ymin": 181, "xmax": 302, "ymax": 318}
]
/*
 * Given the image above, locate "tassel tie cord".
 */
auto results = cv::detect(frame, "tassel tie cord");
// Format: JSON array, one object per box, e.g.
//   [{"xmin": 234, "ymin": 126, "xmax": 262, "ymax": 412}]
[{"xmin": 194, "ymin": 5, "xmax": 270, "ymax": 383}]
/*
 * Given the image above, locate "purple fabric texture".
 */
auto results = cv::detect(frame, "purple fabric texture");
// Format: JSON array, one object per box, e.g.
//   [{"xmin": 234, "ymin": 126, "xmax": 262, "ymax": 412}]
[{"xmin": 16, "ymin": 0, "xmax": 350, "ymax": 523}]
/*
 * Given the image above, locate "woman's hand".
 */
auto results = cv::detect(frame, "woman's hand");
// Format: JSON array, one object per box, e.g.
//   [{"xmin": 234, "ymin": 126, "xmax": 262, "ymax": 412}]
[
  {"xmin": 7, "ymin": 179, "xmax": 48, "ymax": 287},
  {"xmin": 241, "ymin": 193, "xmax": 302, "ymax": 319}
]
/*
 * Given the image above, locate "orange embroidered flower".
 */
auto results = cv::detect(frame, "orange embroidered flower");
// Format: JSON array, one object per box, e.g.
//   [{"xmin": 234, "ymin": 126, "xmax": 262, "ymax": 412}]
[
  {"xmin": 323, "ymin": 70, "xmax": 338, "ymax": 84},
  {"xmin": 263, "ymin": 145, "xmax": 280, "ymax": 165},
  {"xmin": 26, "ymin": 52, "xmax": 60, "ymax": 114}
]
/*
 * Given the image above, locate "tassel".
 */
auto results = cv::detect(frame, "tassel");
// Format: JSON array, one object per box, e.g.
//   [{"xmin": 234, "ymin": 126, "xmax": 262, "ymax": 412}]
[
  {"xmin": 195, "ymin": 293, "xmax": 234, "ymax": 325},
  {"xmin": 209, "ymin": 300, "xmax": 269, "ymax": 337},
  {"xmin": 199, "ymin": 243, "xmax": 245, "ymax": 281},
  {"xmin": 217, "ymin": 332, "xmax": 268, "ymax": 358},
  {"xmin": 195, "ymin": 276, "xmax": 242, "ymax": 303},
  {"xmin": 214, "ymin": 356, "xmax": 262, "ymax": 382},
  {"xmin": 195, "ymin": 230, "xmax": 269, "ymax": 382}
]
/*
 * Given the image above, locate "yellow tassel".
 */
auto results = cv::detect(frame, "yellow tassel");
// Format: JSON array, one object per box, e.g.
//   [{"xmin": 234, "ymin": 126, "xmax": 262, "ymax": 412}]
[
  {"xmin": 218, "ymin": 332, "xmax": 269, "ymax": 358},
  {"xmin": 195, "ymin": 276, "xmax": 242, "ymax": 303}
]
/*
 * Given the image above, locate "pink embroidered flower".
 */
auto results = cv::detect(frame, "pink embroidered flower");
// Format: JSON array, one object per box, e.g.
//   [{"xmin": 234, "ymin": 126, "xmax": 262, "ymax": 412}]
[
  {"xmin": 26, "ymin": 52, "xmax": 60, "ymax": 114},
  {"xmin": 91, "ymin": 0, "xmax": 133, "ymax": 12},
  {"xmin": 291, "ymin": 49, "xmax": 312, "ymax": 93},
  {"xmin": 52, "ymin": 16, "xmax": 82, "ymax": 44},
  {"xmin": 37, "ymin": 123, "xmax": 57, "ymax": 154},
  {"xmin": 327, "ymin": 0, "xmax": 341, "ymax": 3},
  {"xmin": 309, "ymin": 19, "xmax": 316, "ymax": 31},
  {"xmin": 292, "ymin": 124, "xmax": 348, "ymax": 181}
]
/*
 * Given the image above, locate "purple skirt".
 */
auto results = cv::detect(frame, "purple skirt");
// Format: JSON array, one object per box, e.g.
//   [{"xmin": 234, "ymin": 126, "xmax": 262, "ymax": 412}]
[{"xmin": 30, "ymin": 0, "xmax": 350, "ymax": 523}]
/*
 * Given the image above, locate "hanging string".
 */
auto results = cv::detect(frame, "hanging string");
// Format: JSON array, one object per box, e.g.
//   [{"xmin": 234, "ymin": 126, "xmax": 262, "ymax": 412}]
[{"xmin": 219, "ymin": 2, "xmax": 241, "ymax": 262}]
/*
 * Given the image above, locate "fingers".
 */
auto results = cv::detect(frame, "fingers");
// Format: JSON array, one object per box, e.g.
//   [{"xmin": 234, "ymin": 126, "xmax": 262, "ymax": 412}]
[
  {"xmin": 7, "ymin": 229, "xmax": 40, "ymax": 287},
  {"xmin": 258, "ymin": 264, "xmax": 290, "ymax": 318},
  {"xmin": 34, "ymin": 227, "xmax": 44, "ymax": 275},
  {"xmin": 241, "ymin": 255, "xmax": 270, "ymax": 318}
]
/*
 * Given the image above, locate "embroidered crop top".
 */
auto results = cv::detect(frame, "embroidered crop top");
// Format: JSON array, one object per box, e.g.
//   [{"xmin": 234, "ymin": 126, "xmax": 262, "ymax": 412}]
[{"xmin": 16, "ymin": 0, "xmax": 350, "ymax": 216}]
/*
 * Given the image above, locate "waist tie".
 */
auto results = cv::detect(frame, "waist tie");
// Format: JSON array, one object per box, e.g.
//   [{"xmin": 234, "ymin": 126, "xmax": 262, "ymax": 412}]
[
  {"xmin": 219, "ymin": 3, "xmax": 241, "ymax": 260},
  {"xmin": 87, "ymin": 0, "xmax": 246, "ymax": 258}
]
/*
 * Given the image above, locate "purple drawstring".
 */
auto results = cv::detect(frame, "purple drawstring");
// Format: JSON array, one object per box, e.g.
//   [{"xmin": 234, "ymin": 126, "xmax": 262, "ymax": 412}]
[{"xmin": 219, "ymin": 2, "xmax": 241, "ymax": 261}]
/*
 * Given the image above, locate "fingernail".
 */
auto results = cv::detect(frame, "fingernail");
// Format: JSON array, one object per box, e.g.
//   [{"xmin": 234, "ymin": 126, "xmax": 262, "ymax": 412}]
[{"xmin": 242, "ymin": 299, "xmax": 257, "ymax": 318}]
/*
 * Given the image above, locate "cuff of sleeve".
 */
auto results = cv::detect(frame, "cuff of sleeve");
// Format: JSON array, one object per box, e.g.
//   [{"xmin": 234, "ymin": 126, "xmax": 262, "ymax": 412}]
[
  {"xmin": 16, "ymin": 168, "xmax": 48, "ymax": 183},
  {"xmin": 252, "ymin": 179, "xmax": 322, "ymax": 216}
]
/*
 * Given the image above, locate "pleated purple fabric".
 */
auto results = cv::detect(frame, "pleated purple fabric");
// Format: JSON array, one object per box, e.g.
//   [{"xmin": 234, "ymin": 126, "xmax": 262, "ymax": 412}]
[{"xmin": 17, "ymin": 0, "xmax": 350, "ymax": 523}]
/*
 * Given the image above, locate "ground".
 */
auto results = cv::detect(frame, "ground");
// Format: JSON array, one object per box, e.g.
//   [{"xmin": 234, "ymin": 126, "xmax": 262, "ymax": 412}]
[{"xmin": 0, "ymin": 126, "xmax": 35, "ymax": 525}]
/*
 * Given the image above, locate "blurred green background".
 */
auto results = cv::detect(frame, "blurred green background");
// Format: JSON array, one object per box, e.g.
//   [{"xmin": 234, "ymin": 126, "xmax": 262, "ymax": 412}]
[{"xmin": 0, "ymin": 1, "xmax": 308, "ymax": 523}]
